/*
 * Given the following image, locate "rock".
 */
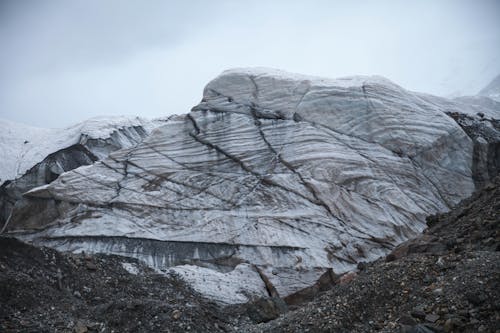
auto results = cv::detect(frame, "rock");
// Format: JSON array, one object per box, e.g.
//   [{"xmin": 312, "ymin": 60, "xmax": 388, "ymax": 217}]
[
  {"xmin": 74, "ymin": 321, "xmax": 88, "ymax": 333},
  {"xmin": 56, "ymin": 268, "xmax": 63, "ymax": 290},
  {"xmin": 399, "ymin": 314, "xmax": 417, "ymax": 326},
  {"xmin": 283, "ymin": 268, "xmax": 337, "ymax": 306},
  {"xmin": 338, "ymin": 271, "xmax": 357, "ymax": 285},
  {"xmin": 444, "ymin": 317, "xmax": 463, "ymax": 332},
  {"xmin": 85, "ymin": 261, "xmax": 97, "ymax": 271},
  {"xmin": 478, "ymin": 325, "xmax": 487, "ymax": 332},
  {"xmin": 386, "ymin": 235, "xmax": 449, "ymax": 261},
  {"xmin": 171, "ymin": 309, "xmax": 181, "ymax": 320},
  {"xmin": 443, "ymin": 320, "xmax": 453, "ymax": 332},
  {"xmin": 246, "ymin": 297, "xmax": 288, "ymax": 323},
  {"xmin": 411, "ymin": 308, "xmax": 427, "ymax": 320},
  {"xmin": 466, "ymin": 291, "xmax": 487, "ymax": 305},
  {"xmin": 425, "ymin": 314, "xmax": 440, "ymax": 323},
  {"xmin": 404, "ymin": 324, "xmax": 437, "ymax": 333},
  {"xmin": 435, "ymin": 257, "xmax": 445, "ymax": 267},
  {"xmin": 445, "ymin": 110, "xmax": 500, "ymax": 188},
  {"xmin": 356, "ymin": 261, "xmax": 367, "ymax": 271},
  {"xmin": 422, "ymin": 275, "xmax": 434, "ymax": 284},
  {"xmin": 432, "ymin": 288, "xmax": 443, "ymax": 296},
  {"xmin": 385, "ymin": 253, "xmax": 397, "ymax": 262},
  {"xmin": 425, "ymin": 214, "xmax": 440, "ymax": 228}
]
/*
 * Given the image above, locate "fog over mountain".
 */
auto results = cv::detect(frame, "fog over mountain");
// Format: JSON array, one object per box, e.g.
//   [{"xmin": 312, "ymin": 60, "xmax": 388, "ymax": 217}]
[{"xmin": 1, "ymin": 0, "xmax": 499, "ymax": 127}]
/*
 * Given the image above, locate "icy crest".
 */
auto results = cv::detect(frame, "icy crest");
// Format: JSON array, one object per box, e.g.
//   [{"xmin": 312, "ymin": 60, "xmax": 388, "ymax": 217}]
[
  {"xmin": 219, "ymin": 67, "xmax": 399, "ymax": 89},
  {"xmin": 0, "ymin": 116, "xmax": 159, "ymax": 184}
]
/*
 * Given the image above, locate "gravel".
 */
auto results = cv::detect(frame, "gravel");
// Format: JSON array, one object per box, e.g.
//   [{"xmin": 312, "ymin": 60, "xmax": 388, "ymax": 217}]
[{"xmin": 0, "ymin": 238, "xmax": 232, "ymax": 333}]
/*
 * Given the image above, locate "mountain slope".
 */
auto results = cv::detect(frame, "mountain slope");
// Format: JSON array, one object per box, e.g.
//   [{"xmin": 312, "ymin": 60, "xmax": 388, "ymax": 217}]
[
  {"xmin": 479, "ymin": 74, "xmax": 500, "ymax": 102},
  {"xmin": 1, "ymin": 166, "xmax": 497, "ymax": 333},
  {"xmin": 0, "ymin": 116, "xmax": 162, "ymax": 184},
  {"xmin": 2, "ymin": 68, "xmax": 499, "ymax": 304},
  {"xmin": 0, "ymin": 116, "xmax": 169, "ymax": 230},
  {"xmin": 244, "ymin": 175, "xmax": 499, "ymax": 332},
  {"xmin": 0, "ymin": 236, "xmax": 229, "ymax": 333}
]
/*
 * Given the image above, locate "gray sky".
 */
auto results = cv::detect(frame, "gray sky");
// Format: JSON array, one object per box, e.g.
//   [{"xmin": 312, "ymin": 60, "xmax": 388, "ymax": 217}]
[{"xmin": 1, "ymin": 0, "xmax": 499, "ymax": 128}]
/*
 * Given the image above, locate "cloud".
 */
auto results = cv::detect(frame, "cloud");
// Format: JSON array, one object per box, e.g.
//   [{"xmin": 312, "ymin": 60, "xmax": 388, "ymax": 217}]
[
  {"xmin": 0, "ymin": 0, "xmax": 216, "ymax": 76},
  {"xmin": 1, "ymin": 0, "xmax": 499, "ymax": 127}
]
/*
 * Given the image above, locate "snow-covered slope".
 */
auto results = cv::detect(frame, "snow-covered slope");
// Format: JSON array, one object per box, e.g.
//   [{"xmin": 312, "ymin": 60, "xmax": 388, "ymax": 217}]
[
  {"xmin": 0, "ymin": 116, "xmax": 169, "ymax": 230},
  {"xmin": 0, "ymin": 116, "xmax": 162, "ymax": 184},
  {"xmin": 3, "ymin": 68, "xmax": 499, "ymax": 304},
  {"xmin": 448, "ymin": 73, "xmax": 500, "ymax": 119},
  {"xmin": 479, "ymin": 74, "xmax": 500, "ymax": 102}
]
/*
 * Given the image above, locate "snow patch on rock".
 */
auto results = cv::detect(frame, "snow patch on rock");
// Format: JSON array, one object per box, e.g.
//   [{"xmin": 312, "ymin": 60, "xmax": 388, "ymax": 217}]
[
  {"xmin": 169, "ymin": 264, "xmax": 268, "ymax": 304},
  {"xmin": 121, "ymin": 262, "xmax": 140, "ymax": 275}
]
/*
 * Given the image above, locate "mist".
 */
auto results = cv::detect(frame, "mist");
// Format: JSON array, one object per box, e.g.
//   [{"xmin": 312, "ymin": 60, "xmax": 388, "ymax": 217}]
[{"xmin": 1, "ymin": 0, "xmax": 499, "ymax": 128}]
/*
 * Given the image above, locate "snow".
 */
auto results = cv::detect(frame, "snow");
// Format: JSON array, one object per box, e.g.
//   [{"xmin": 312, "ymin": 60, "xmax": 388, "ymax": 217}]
[
  {"xmin": 0, "ymin": 119, "xmax": 61, "ymax": 184},
  {"xmin": 0, "ymin": 116, "xmax": 162, "ymax": 185},
  {"xmin": 121, "ymin": 262, "xmax": 140, "ymax": 275},
  {"xmin": 220, "ymin": 67, "xmax": 400, "ymax": 89},
  {"xmin": 479, "ymin": 74, "xmax": 500, "ymax": 102},
  {"xmin": 169, "ymin": 264, "xmax": 268, "ymax": 304}
]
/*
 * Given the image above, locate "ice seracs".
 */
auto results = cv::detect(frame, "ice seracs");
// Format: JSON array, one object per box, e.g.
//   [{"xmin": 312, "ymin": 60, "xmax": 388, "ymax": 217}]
[
  {"xmin": 0, "ymin": 116, "xmax": 160, "ymax": 184},
  {"xmin": 0, "ymin": 116, "xmax": 169, "ymax": 230},
  {"xmin": 2, "ymin": 68, "xmax": 499, "ymax": 304}
]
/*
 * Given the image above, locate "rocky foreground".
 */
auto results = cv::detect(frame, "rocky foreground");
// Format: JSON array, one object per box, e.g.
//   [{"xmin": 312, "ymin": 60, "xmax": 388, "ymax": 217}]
[
  {"xmin": 1, "ymin": 176, "xmax": 498, "ymax": 333},
  {"xmin": 0, "ymin": 237, "xmax": 230, "ymax": 333},
  {"xmin": 242, "ymin": 176, "xmax": 499, "ymax": 333}
]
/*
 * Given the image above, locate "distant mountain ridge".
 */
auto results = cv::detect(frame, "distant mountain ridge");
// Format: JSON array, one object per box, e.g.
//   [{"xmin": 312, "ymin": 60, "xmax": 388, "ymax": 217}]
[{"xmin": 479, "ymin": 73, "xmax": 500, "ymax": 102}]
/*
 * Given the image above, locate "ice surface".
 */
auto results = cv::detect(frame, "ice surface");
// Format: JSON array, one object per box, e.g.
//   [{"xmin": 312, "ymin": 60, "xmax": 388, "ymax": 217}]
[
  {"xmin": 169, "ymin": 264, "xmax": 268, "ymax": 304},
  {"xmin": 4, "ymin": 68, "xmax": 499, "ymax": 304},
  {"xmin": 122, "ymin": 262, "xmax": 140, "ymax": 275},
  {"xmin": 0, "ymin": 116, "xmax": 161, "ymax": 184}
]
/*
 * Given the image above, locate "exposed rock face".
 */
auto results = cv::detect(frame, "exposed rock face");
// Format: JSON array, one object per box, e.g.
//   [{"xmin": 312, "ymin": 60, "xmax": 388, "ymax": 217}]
[
  {"xmin": 446, "ymin": 112, "xmax": 500, "ymax": 188},
  {"xmin": 3, "ymin": 68, "xmax": 499, "ymax": 304},
  {"xmin": 0, "ymin": 116, "xmax": 166, "ymax": 231},
  {"xmin": 446, "ymin": 75, "xmax": 500, "ymax": 188}
]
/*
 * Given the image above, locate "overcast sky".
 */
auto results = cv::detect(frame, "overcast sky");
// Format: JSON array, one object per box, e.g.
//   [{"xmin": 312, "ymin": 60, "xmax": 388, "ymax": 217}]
[{"xmin": 1, "ymin": 0, "xmax": 499, "ymax": 128}]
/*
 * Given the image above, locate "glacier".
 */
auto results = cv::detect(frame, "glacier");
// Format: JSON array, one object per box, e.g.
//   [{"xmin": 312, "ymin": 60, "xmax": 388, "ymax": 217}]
[
  {"xmin": 0, "ymin": 116, "xmax": 169, "ymax": 231},
  {"xmin": 2, "ymin": 68, "xmax": 499, "ymax": 304}
]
